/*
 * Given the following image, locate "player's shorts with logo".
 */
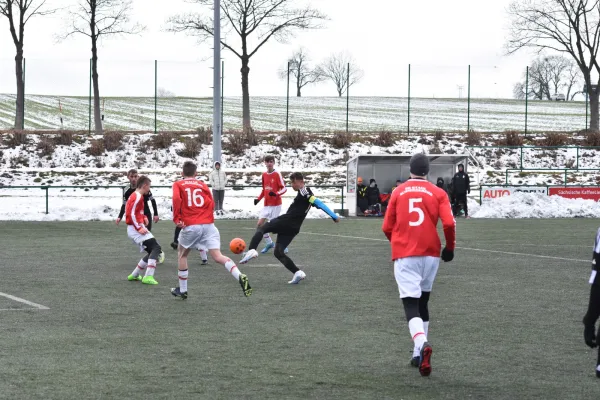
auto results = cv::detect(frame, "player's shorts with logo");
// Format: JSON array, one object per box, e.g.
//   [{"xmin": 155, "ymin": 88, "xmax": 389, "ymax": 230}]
[
  {"xmin": 178, "ymin": 223, "xmax": 221, "ymax": 250},
  {"xmin": 127, "ymin": 225, "xmax": 155, "ymax": 252},
  {"xmin": 260, "ymin": 205, "xmax": 282, "ymax": 220},
  {"xmin": 394, "ymin": 256, "xmax": 440, "ymax": 298}
]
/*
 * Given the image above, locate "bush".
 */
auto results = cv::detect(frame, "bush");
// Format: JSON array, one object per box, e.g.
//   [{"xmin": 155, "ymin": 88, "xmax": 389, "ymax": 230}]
[
  {"xmin": 278, "ymin": 129, "xmax": 307, "ymax": 149},
  {"xmin": 178, "ymin": 138, "xmax": 201, "ymax": 158},
  {"xmin": 373, "ymin": 131, "xmax": 395, "ymax": 147},
  {"xmin": 466, "ymin": 130, "xmax": 481, "ymax": 146},
  {"xmin": 503, "ymin": 130, "xmax": 523, "ymax": 146},
  {"xmin": 6, "ymin": 131, "xmax": 28, "ymax": 147},
  {"xmin": 104, "ymin": 131, "xmax": 124, "ymax": 151},
  {"xmin": 88, "ymin": 140, "xmax": 104, "ymax": 156},
  {"xmin": 429, "ymin": 142, "xmax": 443, "ymax": 154},
  {"xmin": 224, "ymin": 133, "xmax": 246, "ymax": 156},
  {"xmin": 195, "ymin": 126, "xmax": 212, "ymax": 145},
  {"xmin": 543, "ymin": 132, "xmax": 568, "ymax": 147},
  {"xmin": 330, "ymin": 131, "xmax": 353, "ymax": 149},
  {"xmin": 434, "ymin": 130, "xmax": 444, "ymax": 141},
  {"xmin": 37, "ymin": 136, "xmax": 56, "ymax": 157},
  {"xmin": 56, "ymin": 131, "xmax": 73, "ymax": 145},
  {"xmin": 584, "ymin": 131, "xmax": 600, "ymax": 147},
  {"xmin": 152, "ymin": 132, "xmax": 173, "ymax": 149},
  {"xmin": 245, "ymin": 128, "xmax": 259, "ymax": 146}
]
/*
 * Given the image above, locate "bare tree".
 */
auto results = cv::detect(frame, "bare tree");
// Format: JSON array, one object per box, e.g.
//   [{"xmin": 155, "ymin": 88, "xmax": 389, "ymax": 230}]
[
  {"xmin": 168, "ymin": 0, "xmax": 327, "ymax": 133},
  {"xmin": 278, "ymin": 47, "xmax": 323, "ymax": 97},
  {"xmin": 513, "ymin": 55, "xmax": 582, "ymax": 100},
  {"xmin": 61, "ymin": 0, "xmax": 143, "ymax": 134},
  {"xmin": 1, "ymin": 0, "xmax": 54, "ymax": 129},
  {"xmin": 507, "ymin": 0, "xmax": 600, "ymax": 130},
  {"xmin": 564, "ymin": 59, "xmax": 582, "ymax": 99},
  {"xmin": 318, "ymin": 52, "xmax": 364, "ymax": 97},
  {"xmin": 157, "ymin": 87, "xmax": 176, "ymax": 97}
]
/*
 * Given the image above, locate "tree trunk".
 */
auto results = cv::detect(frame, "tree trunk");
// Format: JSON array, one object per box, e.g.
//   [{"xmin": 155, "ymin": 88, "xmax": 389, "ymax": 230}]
[
  {"xmin": 91, "ymin": 36, "xmax": 102, "ymax": 135},
  {"xmin": 14, "ymin": 49, "xmax": 24, "ymax": 130},
  {"xmin": 297, "ymin": 81, "xmax": 301, "ymax": 97},
  {"xmin": 590, "ymin": 90, "xmax": 599, "ymax": 132},
  {"xmin": 240, "ymin": 56, "xmax": 251, "ymax": 133}
]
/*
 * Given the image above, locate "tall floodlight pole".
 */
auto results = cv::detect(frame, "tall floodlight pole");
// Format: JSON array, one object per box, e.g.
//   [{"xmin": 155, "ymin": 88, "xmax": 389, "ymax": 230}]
[{"xmin": 213, "ymin": 0, "xmax": 222, "ymax": 163}]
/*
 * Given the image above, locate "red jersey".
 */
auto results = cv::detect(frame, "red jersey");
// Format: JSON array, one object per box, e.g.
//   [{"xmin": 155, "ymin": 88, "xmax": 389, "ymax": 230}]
[
  {"xmin": 257, "ymin": 169, "xmax": 287, "ymax": 206},
  {"xmin": 172, "ymin": 178, "xmax": 215, "ymax": 226},
  {"xmin": 382, "ymin": 178, "xmax": 456, "ymax": 260},
  {"xmin": 125, "ymin": 191, "xmax": 147, "ymax": 232}
]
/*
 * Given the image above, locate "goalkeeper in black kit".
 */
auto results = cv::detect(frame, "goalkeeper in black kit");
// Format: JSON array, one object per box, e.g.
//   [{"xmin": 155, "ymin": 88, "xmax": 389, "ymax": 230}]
[{"xmin": 583, "ymin": 229, "xmax": 600, "ymax": 378}]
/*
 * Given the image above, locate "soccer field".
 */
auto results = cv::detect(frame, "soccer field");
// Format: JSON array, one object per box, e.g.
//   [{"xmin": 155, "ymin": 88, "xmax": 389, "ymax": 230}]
[{"xmin": 0, "ymin": 219, "xmax": 598, "ymax": 399}]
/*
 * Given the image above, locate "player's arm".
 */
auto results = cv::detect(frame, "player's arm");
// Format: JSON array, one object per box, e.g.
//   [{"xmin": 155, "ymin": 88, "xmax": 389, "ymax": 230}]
[
  {"xmin": 172, "ymin": 184, "xmax": 183, "ymax": 225},
  {"xmin": 274, "ymin": 171, "xmax": 287, "ymax": 196},
  {"xmin": 584, "ymin": 237, "xmax": 600, "ymax": 348},
  {"xmin": 439, "ymin": 193, "xmax": 457, "ymax": 261},
  {"xmin": 381, "ymin": 192, "xmax": 397, "ymax": 241},
  {"xmin": 148, "ymin": 191, "xmax": 159, "ymax": 221},
  {"xmin": 255, "ymin": 176, "xmax": 265, "ymax": 204},
  {"xmin": 307, "ymin": 193, "xmax": 338, "ymax": 221},
  {"xmin": 117, "ymin": 188, "xmax": 132, "ymax": 222}
]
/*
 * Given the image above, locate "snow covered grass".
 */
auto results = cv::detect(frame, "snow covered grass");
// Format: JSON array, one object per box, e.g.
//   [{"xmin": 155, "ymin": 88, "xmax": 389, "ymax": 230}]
[
  {"xmin": 471, "ymin": 192, "xmax": 600, "ymax": 218},
  {"xmin": 0, "ymin": 94, "xmax": 591, "ymax": 132}
]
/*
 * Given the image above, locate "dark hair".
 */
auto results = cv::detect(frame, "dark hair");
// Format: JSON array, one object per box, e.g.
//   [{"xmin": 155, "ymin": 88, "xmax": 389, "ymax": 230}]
[
  {"xmin": 136, "ymin": 175, "xmax": 151, "ymax": 188},
  {"xmin": 264, "ymin": 155, "xmax": 275, "ymax": 163},
  {"xmin": 182, "ymin": 161, "xmax": 197, "ymax": 177},
  {"xmin": 127, "ymin": 169, "xmax": 138, "ymax": 176},
  {"xmin": 289, "ymin": 172, "xmax": 304, "ymax": 181}
]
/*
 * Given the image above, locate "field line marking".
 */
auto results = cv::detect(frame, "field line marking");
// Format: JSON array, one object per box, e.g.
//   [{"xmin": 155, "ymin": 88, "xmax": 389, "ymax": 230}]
[
  {"xmin": 0, "ymin": 292, "xmax": 50, "ymax": 310},
  {"xmin": 0, "ymin": 308, "xmax": 45, "ymax": 311},
  {"xmin": 240, "ymin": 228, "xmax": 590, "ymax": 263}
]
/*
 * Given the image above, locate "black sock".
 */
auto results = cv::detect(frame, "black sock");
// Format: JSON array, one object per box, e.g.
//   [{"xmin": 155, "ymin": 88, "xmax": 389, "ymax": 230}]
[
  {"xmin": 584, "ymin": 284, "xmax": 600, "ymax": 327},
  {"xmin": 249, "ymin": 229, "xmax": 264, "ymax": 251},
  {"xmin": 174, "ymin": 227, "xmax": 182, "ymax": 243}
]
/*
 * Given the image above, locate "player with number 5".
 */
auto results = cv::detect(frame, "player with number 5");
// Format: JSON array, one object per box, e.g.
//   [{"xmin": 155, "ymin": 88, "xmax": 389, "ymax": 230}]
[
  {"xmin": 171, "ymin": 161, "xmax": 252, "ymax": 300},
  {"xmin": 382, "ymin": 153, "xmax": 456, "ymax": 377}
]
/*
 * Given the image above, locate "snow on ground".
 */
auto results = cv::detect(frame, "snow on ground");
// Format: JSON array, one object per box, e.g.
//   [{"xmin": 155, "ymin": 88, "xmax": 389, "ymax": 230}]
[{"xmin": 471, "ymin": 192, "xmax": 600, "ymax": 218}]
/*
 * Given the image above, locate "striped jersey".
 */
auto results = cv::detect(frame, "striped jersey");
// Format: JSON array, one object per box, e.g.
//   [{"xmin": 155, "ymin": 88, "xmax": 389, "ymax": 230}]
[
  {"xmin": 257, "ymin": 170, "xmax": 287, "ymax": 206},
  {"xmin": 277, "ymin": 186, "xmax": 314, "ymax": 229},
  {"xmin": 125, "ymin": 191, "xmax": 147, "ymax": 232}
]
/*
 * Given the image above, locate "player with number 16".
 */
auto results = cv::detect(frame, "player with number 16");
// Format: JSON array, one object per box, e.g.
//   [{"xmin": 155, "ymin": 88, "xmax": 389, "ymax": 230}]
[{"xmin": 171, "ymin": 161, "xmax": 252, "ymax": 299}]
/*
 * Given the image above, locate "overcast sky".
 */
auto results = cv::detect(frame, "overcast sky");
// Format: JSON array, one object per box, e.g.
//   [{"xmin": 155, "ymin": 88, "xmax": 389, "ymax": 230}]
[{"xmin": 0, "ymin": 0, "xmax": 540, "ymax": 98}]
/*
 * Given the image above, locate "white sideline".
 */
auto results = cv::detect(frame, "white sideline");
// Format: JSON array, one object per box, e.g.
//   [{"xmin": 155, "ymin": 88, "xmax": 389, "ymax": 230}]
[
  {"xmin": 241, "ymin": 228, "xmax": 591, "ymax": 264},
  {"xmin": 0, "ymin": 292, "xmax": 50, "ymax": 310}
]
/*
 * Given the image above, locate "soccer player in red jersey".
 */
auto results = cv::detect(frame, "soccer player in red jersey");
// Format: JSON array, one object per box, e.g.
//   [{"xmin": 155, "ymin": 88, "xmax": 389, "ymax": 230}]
[
  {"xmin": 171, "ymin": 161, "xmax": 252, "ymax": 299},
  {"xmin": 382, "ymin": 153, "xmax": 456, "ymax": 377},
  {"xmin": 125, "ymin": 175, "xmax": 163, "ymax": 285},
  {"xmin": 583, "ymin": 228, "xmax": 600, "ymax": 378},
  {"xmin": 254, "ymin": 155, "xmax": 288, "ymax": 254}
]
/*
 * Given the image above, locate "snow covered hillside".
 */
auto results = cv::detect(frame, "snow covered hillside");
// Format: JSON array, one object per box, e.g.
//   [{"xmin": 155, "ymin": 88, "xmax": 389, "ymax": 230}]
[{"xmin": 1, "ymin": 130, "xmax": 600, "ymax": 220}]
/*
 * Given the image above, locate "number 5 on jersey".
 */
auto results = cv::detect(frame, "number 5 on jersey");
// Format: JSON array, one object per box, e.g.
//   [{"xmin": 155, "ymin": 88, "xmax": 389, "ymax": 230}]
[
  {"xmin": 409, "ymin": 198, "xmax": 424, "ymax": 226},
  {"xmin": 185, "ymin": 188, "xmax": 205, "ymax": 207}
]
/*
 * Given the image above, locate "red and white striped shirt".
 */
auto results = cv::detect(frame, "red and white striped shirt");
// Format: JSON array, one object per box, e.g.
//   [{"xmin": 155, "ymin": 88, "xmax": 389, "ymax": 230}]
[
  {"xmin": 125, "ymin": 191, "xmax": 147, "ymax": 232},
  {"xmin": 257, "ymin": 169, "xmax": 287, "ymax": 206}
]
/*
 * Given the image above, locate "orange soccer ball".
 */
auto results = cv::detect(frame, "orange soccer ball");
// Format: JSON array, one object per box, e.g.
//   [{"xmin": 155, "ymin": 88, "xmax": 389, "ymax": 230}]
[{"xmin": 229, "ymin": 238, "xmax": 246, "ymax": 254}]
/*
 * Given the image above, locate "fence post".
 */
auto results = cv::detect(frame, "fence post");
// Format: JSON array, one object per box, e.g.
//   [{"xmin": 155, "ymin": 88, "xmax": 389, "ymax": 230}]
[
  {"xmin": 89, "ymin": 58, "xmax": 92, "ymax": 134},
  {"xmin": 340, "ymin": 186, "xmax": 344, "ymax": 211},
  {"xmin": 505, "ymin": 169, "xmax": 509, "ymax": 185},
  {"xmin": 467, "ymin": 64, "xmax": 471, "ymax": 131},
  {"xmin": 408, "ymin": 64, "xmax": 411, "ymax": 135},
  {"xmin": 221, "ymin": 60, "xmax": 225, "ymax": 130},
  {"xmin": 520, "ymin": 146, "xmax": 523, "ymax": 169},
  {"xmin": 154, "ymin": 60, "xmax": 157, "ymax": 134},
  {"xmin": 22, "ymin": 57, "xmax": 26, "ymax": 129},
  {"xmin": 479, "ymin": 185, "xmax": 483, "ymax": 204},
  {"xmin": 564, "ymin": 169, "xmax": 567, "ymax": 185},
  {"xmin": 286, "ymin": 61, "xmax": 290, "ymax": 132},
  {"xmin": 346, "ymin": 62, "xmax": 350, "ymax": 133},
  {"xmin": 576, "ymin": 147, "xmax": 580, "ymax": 169},
  {"xmin": 525, "ymin": 66, "xmax": 529, "ymax": 136},
  {"xmin": 45, "ymin": 187, "xmax": 49, "ymax": 214}
]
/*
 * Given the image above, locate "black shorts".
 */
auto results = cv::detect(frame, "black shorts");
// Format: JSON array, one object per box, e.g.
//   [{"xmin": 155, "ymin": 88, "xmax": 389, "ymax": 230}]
[
  {"xmin": 262, "ymin": 217, "xmax": 300, "ymax": 249},
  {"xmin": 145, "ymin": 214, "xmax": 153, "ymax": 231}
]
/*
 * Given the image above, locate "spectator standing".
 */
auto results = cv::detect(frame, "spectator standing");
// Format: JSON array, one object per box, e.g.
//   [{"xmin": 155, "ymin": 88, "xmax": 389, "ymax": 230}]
[
  {"xmin": 209, "ymin": 161, "xmax": 228, "ymax": 215},
  {"xmin": 451, "ymin": 164, "xmax": 470, "ymax": 218}
]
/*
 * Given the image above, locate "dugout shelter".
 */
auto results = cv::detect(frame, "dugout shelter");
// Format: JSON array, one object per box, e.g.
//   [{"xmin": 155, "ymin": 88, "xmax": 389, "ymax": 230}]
[{"xmin": 346, "ymin": 154, "xmax": 471, "ymax": 217}]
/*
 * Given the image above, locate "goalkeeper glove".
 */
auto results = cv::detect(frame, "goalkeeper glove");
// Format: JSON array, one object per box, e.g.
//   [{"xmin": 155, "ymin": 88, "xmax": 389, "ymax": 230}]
[
  {"xmin": 584, "ymin": 323, "xmax": 597, "ymax": 348},
  {"xmin": 269, "ymin": 191, "xmax": 277, "ymax": 197},
  {"xmin": 253, "ymin": 199, "xmax": 259, "ymax": 206},
  {"xmin": 441, "ymin": 248, "xmax": 454, "ymax": 262}
]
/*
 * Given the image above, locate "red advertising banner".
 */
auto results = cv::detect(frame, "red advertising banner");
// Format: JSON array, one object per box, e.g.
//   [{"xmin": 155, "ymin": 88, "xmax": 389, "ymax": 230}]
[{"xmin": 548, "ymin": 187, "xmax": 600, "ymax": 201}]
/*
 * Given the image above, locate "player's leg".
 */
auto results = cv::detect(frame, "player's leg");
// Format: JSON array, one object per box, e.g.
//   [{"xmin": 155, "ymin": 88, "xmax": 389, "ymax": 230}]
[
  {"xmin": 395, "ymin": 257, "xmax": 432, "ymax": 377},
  {"xmin": 240, "ymin": 219, "xmax": 279, "ymax": 264},
  {"xmin": 140, "ymin": 237, "xmax": 161, "ymax": 285},
  {"xmin": 410, "ymin": 291, "xmax": 431, "ymax": 365},
  {"xmin": 259, "ymin": 207, "xmax": 275, "ymax": 252},
  {"xmin": 171, "ymin": 245, "xmax": 192, "ymax": 299},
  {"xmin": 171, "ymin": 226, "xmax": 182, "ymax": 250},
  {"xmin": 218, "ymin": 190, "xmax": 225, "ymax": 213},
  {"xmin": 197, "ymin": 245, "xmax": 209, "ymax": 264},
  {"xmin": 459, "ymin": 193, "xmax": 469, "ymax": 217},
  {"xmin": 273, "ymin": 234, "xmax": 304, "ymax": 284},
  {"xmin": 128, "ymin": 253, "xmax": 149, "ymax": 282}
]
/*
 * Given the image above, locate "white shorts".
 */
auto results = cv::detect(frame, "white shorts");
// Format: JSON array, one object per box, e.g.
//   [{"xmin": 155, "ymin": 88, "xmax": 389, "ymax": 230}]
[
  {"xmin": 178, "ymin": 224, "xmax": 221, "ymax": 251},
  {"xmin": 127, "ymin": 225, "xmax": 154, "ymax": 252},
  {"xmin": 394, "ymin": 256, "xmax": 440, "ymax": 298},
  {"xmin": 260, "ymin": 205, "xmax": 282, "ymax": 221}
]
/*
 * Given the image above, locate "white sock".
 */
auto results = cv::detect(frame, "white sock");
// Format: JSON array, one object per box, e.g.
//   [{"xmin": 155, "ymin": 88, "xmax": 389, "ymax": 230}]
[
  {"xmin": 414, "ymin": 321, "xmax": 430, "ymax": 357},
  {"xmin": 597, "ymin": 365, "xmax": 600, "ymax": 372},
  {"xmin": 264, "ymin": 234, "xmax": 273, "ymax": 245},
  {"xmin": 178, "ymin": 269, "xmax": 188, "ymax": 293},
  {"xmin": 408, "ymin": 317, "xmax": 427, "ymax": 352},
  {"xmin": 199, "ymin": 249, "xmax": 208, "ymax": 261},
  {"xmin": 145, "ymin": 259, "xmax": 156, "ymax": 277},
  {"xmin": 131, "ymin": 259, "xmax": 147, "ymax": 277},
  {"xmin": 224, "ymin": 259, "xmax": 241, "ymax": 280}
]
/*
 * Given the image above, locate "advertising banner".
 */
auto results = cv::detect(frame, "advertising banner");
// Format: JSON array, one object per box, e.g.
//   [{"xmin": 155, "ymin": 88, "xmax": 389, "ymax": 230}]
[
  {"xmin": 481, "ymin": 186, "xmax": 547, "ymax": 203},
  {"xmin": 548, "ymin": 187, "xmax": 600, "ymax": 201}
]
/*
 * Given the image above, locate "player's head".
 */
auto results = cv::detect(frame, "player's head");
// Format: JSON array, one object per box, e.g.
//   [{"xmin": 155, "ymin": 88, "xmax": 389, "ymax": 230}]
[
  {"xmin": 136, "ymin": 175, "xmax": 151, "ymax": 194},
  {"xmin": 264, "ymin": 155, "xmax": 275, "ymax": 172},
  {"xmin": 396, "ymin": 179, "xmax": 402, "ymax": 187},
  {"xmin": 409, "ymin": 153, "xmax": 429, "ymax": 179},
  {"xmin": 182, "ymin": 161, "xmax": 197, "ymax": 178},
  {"xmin": 289, "ymin": 172, "xmax": 304, "ymax": 191},
  {"xmin": 458, "ymin": 163, "xmax": 464, "ymax": 172},
  {"xmin": 127, "ymin": 169, "xmax": 138, "ymax": 186},
  {"xmin": 214, "ymin": 161, "xmax": 221, "ymax": 170}
]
